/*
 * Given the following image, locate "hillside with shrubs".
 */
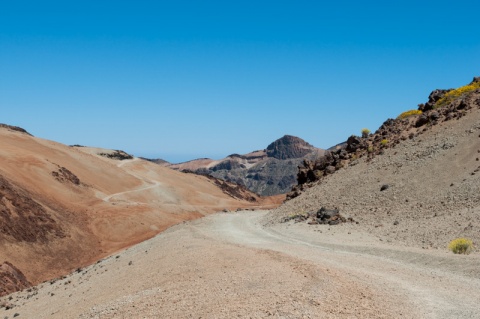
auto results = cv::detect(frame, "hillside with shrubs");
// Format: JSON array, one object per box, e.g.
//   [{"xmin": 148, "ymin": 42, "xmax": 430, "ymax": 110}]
[{"xmin": 269, "ymin": 76, "xmax": 480, "ymax": 251}]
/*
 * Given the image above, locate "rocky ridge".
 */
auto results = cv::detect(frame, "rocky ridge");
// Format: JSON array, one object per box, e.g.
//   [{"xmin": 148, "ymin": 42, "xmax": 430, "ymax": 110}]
[
  {"xmin": 288, "ymin": 76, "xmax": 480, "ymax": 200},
  {"xmin": 267, "ymin": 76, "xmax": 480, "ymax": 250},
  {"xmin": 169, "ymin": 135, "xmax": 325, "ymax": 196}
]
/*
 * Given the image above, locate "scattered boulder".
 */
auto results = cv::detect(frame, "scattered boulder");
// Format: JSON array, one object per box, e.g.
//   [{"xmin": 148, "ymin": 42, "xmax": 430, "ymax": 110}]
[
  {"xmin": 380, "ymin": 184, "xmax": 389, "ymax": 191},
  {"xmin": 316, "ymin": 207, "xmax": 339, "ymax": 219},
  {"xmin": 429, "ymin": 111, "xmax": 440, "ymax": 121},
  {"xmin": 346, "ymin": 135, "xmax": 362, "ymax": 152},
  {"xmin": 325, "ymin": 166, "xmax": 336, "ymax": 175},
  {"xmin": 415, "ymin": 114, "xmax": 429, "ymax": 127}
]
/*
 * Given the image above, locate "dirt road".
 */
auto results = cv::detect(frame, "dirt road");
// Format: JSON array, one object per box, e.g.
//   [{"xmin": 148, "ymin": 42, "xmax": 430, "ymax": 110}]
[{"xmin": 3, "ymin": 211, "xmax": 479, "ymax": 318}]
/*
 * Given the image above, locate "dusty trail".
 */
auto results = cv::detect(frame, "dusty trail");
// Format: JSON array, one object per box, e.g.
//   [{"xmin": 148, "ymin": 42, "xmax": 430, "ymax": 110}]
[
  {"xmin": 196, "ymin": 211, "xmax": 480, "ymax": 318},
  {"xmin": 102, "ymin": 158, "xmax": 162, "ymax": 202},
  {"xmin": 4, "ymin": 211, "xmax": 479, "ymax": 318}
]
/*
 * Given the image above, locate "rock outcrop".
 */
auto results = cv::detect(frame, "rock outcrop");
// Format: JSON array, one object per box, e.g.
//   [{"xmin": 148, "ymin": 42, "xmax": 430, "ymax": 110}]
[
  {"xmin": 169, "ymin": 135, "xmax": 325, "ymax": 196},
  {"xmin": 266, "ymin": 135, "xmax": 315, "ymax": 159},
  {"xmin": 287, "ymin": 76, "xmax": 480, "ymax": 200}
]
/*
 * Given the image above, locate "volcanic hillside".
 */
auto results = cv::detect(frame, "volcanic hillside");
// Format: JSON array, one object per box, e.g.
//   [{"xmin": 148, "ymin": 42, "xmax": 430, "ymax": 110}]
[
  {"xmin": 169, "ymin": 135, "xmax": 325, "ymax": 196},
  {"xmin": 268, "ymin": 76, "xmax": 480, "ymax": 250},
  {"xmin": 0, "ymin": 127, "xmax": 281, "ymax": 296},
  {"xmin": 2, "ymin": 79, "xmax": 480, "ymax": 319}
]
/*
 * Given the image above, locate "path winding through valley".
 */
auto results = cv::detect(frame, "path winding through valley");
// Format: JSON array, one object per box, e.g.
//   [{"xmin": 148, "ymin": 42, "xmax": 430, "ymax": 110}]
[
  {"xmin": 102, "ymin": 158, "xmax": 162, "ymax": 202},
  {"xmin": 4, "ymin": 211, "xmax": 480, "ymax": 318}
]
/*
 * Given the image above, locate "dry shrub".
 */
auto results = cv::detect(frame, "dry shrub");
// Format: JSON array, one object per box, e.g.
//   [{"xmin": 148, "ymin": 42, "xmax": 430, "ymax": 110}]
[
  {"xmin": 397, "ymin": 109, "xmax": 422, "ymax": 119},
  {"xmin": 448, "ymin": 238, "xmax": 474, "ymax": 254}
]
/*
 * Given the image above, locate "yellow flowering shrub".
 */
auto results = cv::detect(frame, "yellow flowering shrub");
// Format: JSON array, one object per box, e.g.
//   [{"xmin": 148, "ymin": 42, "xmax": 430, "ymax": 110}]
[
  {"xmin": 380, "ymin": 139, "xmax": 388, "ymax": 146},
  {"xmin": 361, "ymin": 128, "xmax": 370, "ymax": 138},
  {"xmin": 435, "ymin": 81, "xmax": 480, "ymax": 108},
  {"xmin": 448, "ymin": 238, "xmax": 474, "ymax": 254},
  {"xmin": 397, "ymin": 109, "xmax": 422, "ymax": 119}
]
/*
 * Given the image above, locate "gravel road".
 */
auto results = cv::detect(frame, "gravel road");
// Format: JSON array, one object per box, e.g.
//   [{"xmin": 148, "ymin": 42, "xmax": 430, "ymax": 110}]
[{"xmin": 3, "ymin": 211, "xmax": 479, "ymax": 318}]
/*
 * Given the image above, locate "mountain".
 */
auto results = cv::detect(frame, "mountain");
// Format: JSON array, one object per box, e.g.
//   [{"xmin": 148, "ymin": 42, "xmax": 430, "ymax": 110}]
[
  {"xmin": 270, "ymin": 76, "xmax": 480, "ymax": 249},
  {"xmin": 3, "ymin": 78, "xmax": 480, "ymax": 318},
  {"xmin": 0, "ymin": 127, "xmax": 282, "ymax": 296},
  {"xmin": 168, "ymin": 135, "xmax": 325, "ymax": 196}
]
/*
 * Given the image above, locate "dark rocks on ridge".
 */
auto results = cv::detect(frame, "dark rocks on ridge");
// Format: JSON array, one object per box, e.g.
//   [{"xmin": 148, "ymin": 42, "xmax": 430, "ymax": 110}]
[{"xmin": 266, "ymin": 135, "xmax": 316, "ymax": 160}]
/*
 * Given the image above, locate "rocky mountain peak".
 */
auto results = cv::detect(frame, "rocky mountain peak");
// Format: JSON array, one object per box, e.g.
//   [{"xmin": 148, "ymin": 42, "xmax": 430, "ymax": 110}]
[{"xmin": 266, "ymin": 135, "xmax": 315, "ymax": 160}]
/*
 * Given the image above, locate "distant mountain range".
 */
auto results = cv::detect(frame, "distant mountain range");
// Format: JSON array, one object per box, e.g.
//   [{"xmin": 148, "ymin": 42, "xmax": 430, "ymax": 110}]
[{"xmin": 164, "ymin": 135, "xmax": 325, "ymax": 196}]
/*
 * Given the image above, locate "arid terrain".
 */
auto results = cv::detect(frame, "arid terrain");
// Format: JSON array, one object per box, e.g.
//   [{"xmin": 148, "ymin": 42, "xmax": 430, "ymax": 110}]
[
  {"xmin": 1, "ymin": 78, "xmax": 480, "ymax": 318},
  {"xmin": 168, "ymin": 135, "xmax": 325, "ymax": 196},
  {"xmin": 0, "ymin": 127, "xmax": 281, "ymax": 296},
  {"xmin": 2, "ymin": 209, "xmax": 479, "ymax": 318}
]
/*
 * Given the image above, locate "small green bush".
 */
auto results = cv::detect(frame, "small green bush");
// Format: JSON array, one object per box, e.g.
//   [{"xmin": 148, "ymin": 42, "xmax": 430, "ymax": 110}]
[
  {"xmin": 361, "ymin": 128, "xmax": 370, "ymax": 138},
  {"xmin": 397, "ymin": 109, "xmax": 422, "ymax": 119},
  {"xmin": 448, "ymin": 238, "xmax": 474, "ymax": 254},
  {"xmin": 380, "ymin": 139, "xmax": 388, "ymax": 146}
]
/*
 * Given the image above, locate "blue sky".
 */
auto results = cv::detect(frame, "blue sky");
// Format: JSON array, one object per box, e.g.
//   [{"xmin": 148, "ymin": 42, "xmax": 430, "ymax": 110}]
[{"xmin": 1, "ymin": 1, "xmax": 479, "ymax": 163}]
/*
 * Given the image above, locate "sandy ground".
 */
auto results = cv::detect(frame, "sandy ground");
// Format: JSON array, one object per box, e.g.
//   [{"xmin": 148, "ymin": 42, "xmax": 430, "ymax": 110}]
[
  {"xmin": 2, "ymin": 210, "xmax": 479, "ymax": 319},
  {"xmin": 0, "ymin": 129, "xmax": 280, "ymax": 287}
]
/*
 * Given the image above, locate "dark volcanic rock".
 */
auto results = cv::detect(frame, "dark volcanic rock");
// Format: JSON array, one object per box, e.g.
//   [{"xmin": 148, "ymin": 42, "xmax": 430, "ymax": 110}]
[
  {"xmin": 266, "ymin": 135, "xmax": 316, "ymax": 160},
  {"xmin": 346, "ymin": 135, "xmax": 362, "ymax": 152},
  {"xmin": 316, "ymin": 207, "xmax": 339, "ymax": 219},
  {"xmin": 421, "ymin": 89, "xmax": 452, "ymax": 111},
  {"xmin": 415, "ymin": 114, "xmax": 429, "ymax": 127},
  {"xmin": 172, "ymin": 135, "xmax": 324, "ymax": 196}
]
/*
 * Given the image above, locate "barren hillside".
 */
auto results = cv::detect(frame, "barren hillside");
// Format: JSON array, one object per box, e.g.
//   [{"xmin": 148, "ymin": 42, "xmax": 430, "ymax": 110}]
[
  {"xmin": 268, "ymin": 77, "xmax": 480, "ymax": 250},
  {"xmin": 1, "ymin": 78, "xmax": 480, "ymax": 319},
  {"xmin": 0, "ymin": 127, "xmax": 281, "ymax": 295}
]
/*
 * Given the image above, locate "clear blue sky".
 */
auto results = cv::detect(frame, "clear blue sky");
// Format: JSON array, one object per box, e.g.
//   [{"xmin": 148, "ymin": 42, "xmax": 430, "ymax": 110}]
[{"xmin": 1, "ymin": 1, "xmax": 479, "ymax": 163}]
